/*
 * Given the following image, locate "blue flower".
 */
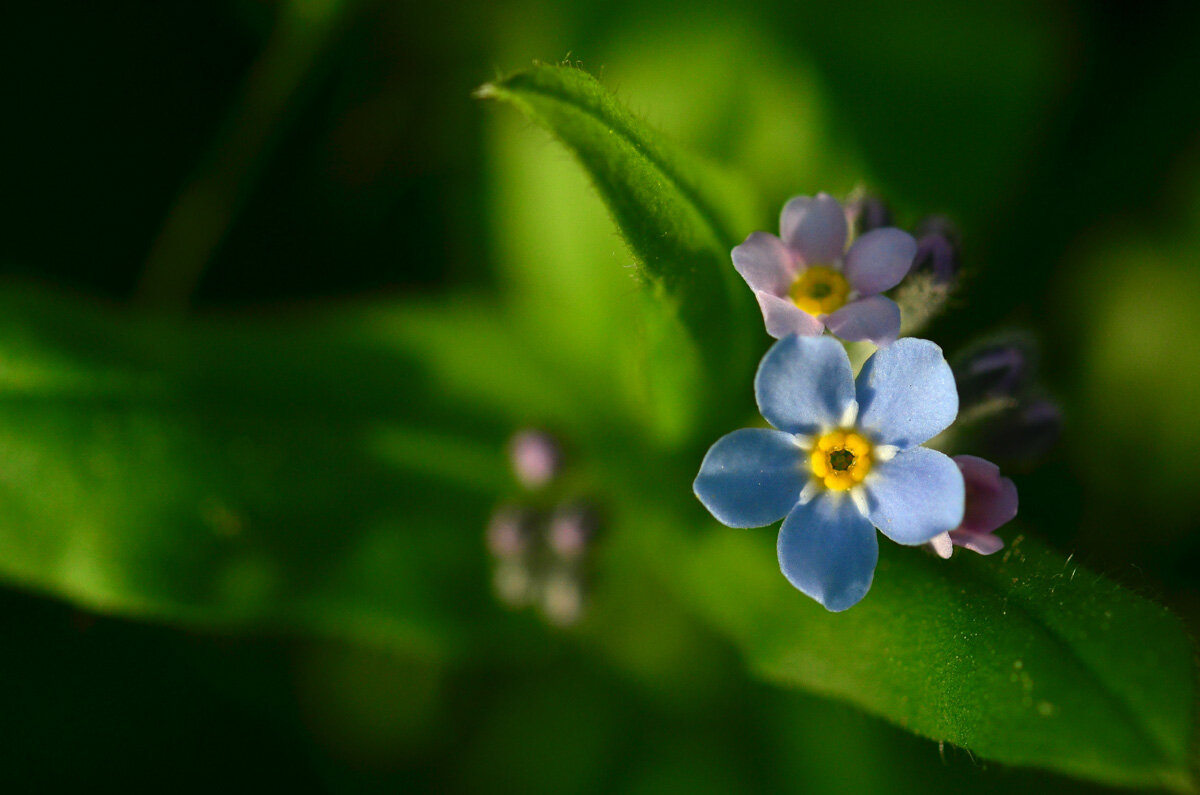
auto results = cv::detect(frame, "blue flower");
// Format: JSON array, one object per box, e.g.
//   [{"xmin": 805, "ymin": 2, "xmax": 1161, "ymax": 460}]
[{"xmin": 693, "ymin": 335, "xmax": 965, "ymax": 611}]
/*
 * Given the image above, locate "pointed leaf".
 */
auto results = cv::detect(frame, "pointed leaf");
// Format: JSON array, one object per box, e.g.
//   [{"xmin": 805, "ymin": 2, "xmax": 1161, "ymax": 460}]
[
  {"xmin": 623, "ymin": 482, "xmax": 1197, "ymax": 791},
  {"xmin": 478, "ymin": 63, "xmax": 762, "ymax": 438}
]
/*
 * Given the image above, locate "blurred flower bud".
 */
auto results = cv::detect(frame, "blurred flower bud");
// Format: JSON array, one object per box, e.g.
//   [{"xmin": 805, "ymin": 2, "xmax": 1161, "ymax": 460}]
[
  {"xmin": 914, "ymin": 215, "xmax": 957, "ymax": 238},
  {"xmin": 547, "ymin": 502, "xmax": 599, "ymax": 560},
  {"xmin": 893, "ymin": 216, "xmax": 960, "ymax": 335},
  {"xmin": 954, "ymin": 344, "xmax": 1028, "ymax": 411},
  {"xmin": 843, "ymin": 193, "xmax": 892, "ymax": 238},
  {"xmin": 492, "ymin": 558, "xmax": 537, "ymax": 609},
  {"xmin": 983, "ymin": 399, "xmax": 1062, "ymax": 462},
  {"xmin": 541, "ymin": 569, "xmax": 585, "ymax": 626},
  {"xmin": 910, "ymin": 234, "xmax": 956, "ymax": 286},
  {"xmin": 508, "ymin": 429, "xmax": 563, "ymax": 489},
  {"xmin": 486, "ymin": 505, "xmax": 534, "ymax": 558}
]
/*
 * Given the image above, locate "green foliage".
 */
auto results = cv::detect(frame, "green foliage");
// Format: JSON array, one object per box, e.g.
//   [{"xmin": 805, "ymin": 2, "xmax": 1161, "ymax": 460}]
[
  {"xmin": 0, "ymin": 289, "xmax": 521, "ymax": 659},
  {"xmin": 478, "ymin": 63, "xmax": 763, "ymax": 440},
  {"xmin": 1, "ymin": 52, "xmax": 1196, "ymax": 795},
  {"xmin": 635, "ymin": 505, "xmax": 1196, "ymax": 791},
  {"xmin": 480, "ymin": 65, "xmax": 1199, "ymax": 790}
]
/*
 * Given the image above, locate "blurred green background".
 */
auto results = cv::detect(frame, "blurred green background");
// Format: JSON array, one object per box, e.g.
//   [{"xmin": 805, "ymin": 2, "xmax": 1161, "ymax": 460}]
[{"xmin": 4, "ymin": 0, "xmax": 1200, "ymax": 791}]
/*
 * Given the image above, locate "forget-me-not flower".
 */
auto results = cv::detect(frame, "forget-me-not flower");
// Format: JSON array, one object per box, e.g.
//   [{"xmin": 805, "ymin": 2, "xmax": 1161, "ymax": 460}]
[
  {"xmin": 928, "ymin": 455, "xmax": 1017, "ymax": 558},
  {"xmin": 694, "ymin": 335, "xmax": 965, "ymax": 611},
  {"xmin": 732, "ymin": 193, "xmax": 917, "ymax": 347}
]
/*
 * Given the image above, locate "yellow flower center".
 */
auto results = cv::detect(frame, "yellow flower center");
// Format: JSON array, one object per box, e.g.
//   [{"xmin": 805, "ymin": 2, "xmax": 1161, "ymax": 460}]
[
  {"xmin": 809, "ymin": 430, "xmax": 874, "ymax": 491},
  {"xmin": 789, "ymin": 266, "xmax": 850, "ymax": 316}
]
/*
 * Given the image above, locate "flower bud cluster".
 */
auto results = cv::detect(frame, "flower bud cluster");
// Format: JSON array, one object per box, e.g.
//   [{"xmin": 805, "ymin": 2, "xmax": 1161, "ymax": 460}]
[
  {"xmin": 843, "ymin": 192, "xmax": 962, "ymax": 337},
  {"xmin": 847, "ymin": 192, "xmax": 1060, "ymax": 464},
  {"xmin": 486, "ymin": 429, "xmax": 600, "ymax": 626},
  {"xmin": 950, "ymin": 340, "xmax": 1061, "ymax": 464}
]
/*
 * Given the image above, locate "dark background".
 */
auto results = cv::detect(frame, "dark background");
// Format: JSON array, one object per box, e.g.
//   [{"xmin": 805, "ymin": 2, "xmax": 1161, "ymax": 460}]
[{"xmin": 3, "ymin": 0, "xmax": 1200, "ymax": 791}]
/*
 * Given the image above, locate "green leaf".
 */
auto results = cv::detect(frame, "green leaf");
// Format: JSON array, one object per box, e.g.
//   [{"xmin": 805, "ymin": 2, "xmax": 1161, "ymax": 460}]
[
  {"xmin": 0, "ymin": 287, "xmax": 552, "ymax": 659},
  {"xmin": 478, "ymin": 63, "xmax": 763, "ymax": 440},
  {"xmin": 622, "ymin": 484, "xmax": 1197, "ymax": 791},
  {"xmin": 485, "ymin": 94, "xmax": 703, "ymax": 444}
]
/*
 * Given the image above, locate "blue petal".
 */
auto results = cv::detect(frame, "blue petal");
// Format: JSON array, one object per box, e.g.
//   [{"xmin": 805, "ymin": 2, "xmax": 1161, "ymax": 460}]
[
  {"xmin": 694, "ymin": 428, "xmax": 806, "ymax": 528},
  {"xmin": 777, "ymin": 494, "xmax": 878, "ymax": 611},
  {"xmin": 755, "ymin": 335, "xmax": 856, "ymax": 435},
  {"xmin": 855, "ymin": 338, "xmax": 957, "ymax": 447},
  {"xmin": 865, "ymin": 447, "xmax": 965, "ymax": 545}
]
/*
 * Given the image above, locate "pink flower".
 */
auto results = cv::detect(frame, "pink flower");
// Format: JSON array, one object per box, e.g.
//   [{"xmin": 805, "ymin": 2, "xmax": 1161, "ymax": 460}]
[
  {"xmin": 732, "ymin": 192, "xmax": 917, "ymax": 346},
  {"xmin": 929, "ymin": 455, "xmax": 1018, "ymax": 558}
]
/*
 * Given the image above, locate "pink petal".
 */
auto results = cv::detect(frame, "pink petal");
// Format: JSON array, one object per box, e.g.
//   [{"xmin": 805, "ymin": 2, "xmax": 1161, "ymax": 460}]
[
  {"xmin": 755, "ymin": 291, "xmax": 825, "ymax": 339},
  {"xmin": 950, "ymin": 529, "xmax": 1005, "ymax": 556},
  {"xmin": 823, "ymin": 295, "xmax": 901, "ymax": 346},
  {"xmin": 732, "ymin": 232, "xmax": 795, "ymax": 296},
  {"xmin": 779, "ymin": 192, "xmax": 847, "ymax": 265},
  {"xmin": 954, "ymin": 455, "xmax": 1019, "ymax": 534},
  {"xmin": 843, "ymin": 227, "xmax": 918, "ymax": 296}
]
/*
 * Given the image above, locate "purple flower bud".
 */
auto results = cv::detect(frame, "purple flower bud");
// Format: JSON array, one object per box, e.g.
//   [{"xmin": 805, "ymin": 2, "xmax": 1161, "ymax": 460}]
[
  {"xmin": 547, "ymin": 503, "xmax": 598, "ymax": 560},
  {"xmin": 983, "ymin": 399, "xmax": 1062, "ymax": 461},
  {"xmin": 928, "ymin": 455, "xmax": 1016, "ymax": 558},
  {"xmin": 844, "ymin": 194, "xmax": 892, "ymax": 238},
  {"xmin": 910, "ymin": 234, "xmax": 956, "ymax": 285},
  {"xmin": 508, "ymin": 429, "xmax": 563, "ymax": 489},
  {"xmin": 908, "ymin": 216, "xmax": 959, "ymax": 286},
  {"xmin": 486, "ymin": 506, "xmax": 534, "ymax": 558},
  {"xmin": 913, "ymin": 215, "xmax": 958, "ymax": 242},
  {"xmin": 955, "ymin": 455, "xmax": 1018, "ymax": 537},
  {"xmin": 954, "ymin": 344, "xmax": 1028, "ymax": 409}
]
